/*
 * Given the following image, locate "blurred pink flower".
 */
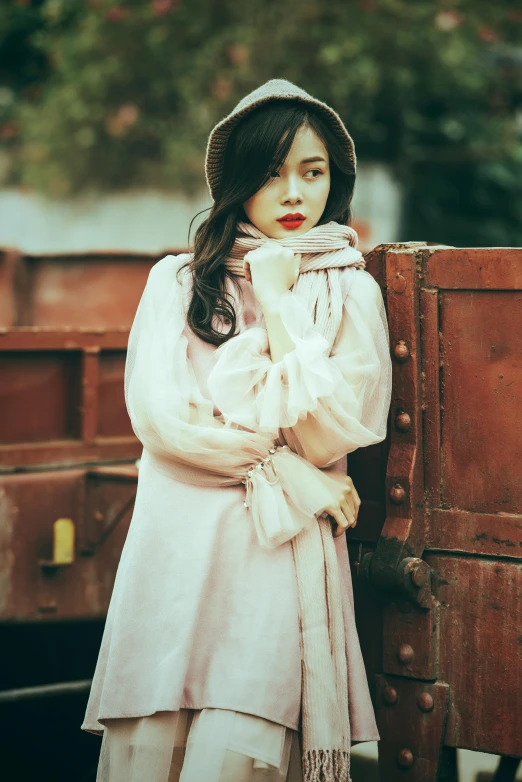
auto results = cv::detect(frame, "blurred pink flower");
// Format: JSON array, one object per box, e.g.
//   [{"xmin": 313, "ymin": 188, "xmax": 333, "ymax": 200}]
[
  {"xmin": 434, "ymin": 10, "xmax": 463, "ymax": 32},
  {"xmin": 1, "ymin": 122, "xmax": 19, "ymax": 140},
  {"xmin": 151, "ymin": 0, "xmax": 173, "ymax": 15},
  {"xmin": 105, "ymin": 104, "xmax": 139, "ymax": 137},
  {"xmin": 479, "ymin": 27, "xmax": 498, "ymax": 43},
  {"xmin": 212, "ymin": 78, "xmax": 232, "ymax": 101},
  {"xmin": 227, "ymin": 44, "xmax": 249, "ymax": 65},
  {"xmin": 106, "ymin": 6, "xmax": 129, "ymax": 23}
]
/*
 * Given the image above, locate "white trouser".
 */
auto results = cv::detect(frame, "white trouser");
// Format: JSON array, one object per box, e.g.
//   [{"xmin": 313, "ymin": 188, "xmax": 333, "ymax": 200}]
[{"xmin": 96, "ymin": 708, "xmax": 303, "ymax": 782}]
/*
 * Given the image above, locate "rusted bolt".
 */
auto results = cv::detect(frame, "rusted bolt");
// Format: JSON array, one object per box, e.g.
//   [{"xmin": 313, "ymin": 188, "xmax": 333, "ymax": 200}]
[
  {"xmin": 382, "ymin": 686, "xmax": 398, "ymax": 706},
  {"xmin": 417, "ymin": 692, "xmax": 434, "ymax": 712},
  {"xmin": 393, "ymin": 341, "xmax": 410, "ymax": 362},
  {"xmin": 392, "ymin": 273, "xmax": 407, "ymax": 294},
  {"xmin": 398, "ymin": 644, "xmax": 415, "ymax": 665},
  {"xmin": 395, "ymin": 411, "xmax": 411, "ymax": 432},
  {"xmin": 389, "ymin": 484, "xmax": 406, "ymax": 504},
  {"xmin": 397, "ymin": 749, "xmax": 414, "ymax": 769},
  {"xmin": 411, "ymin": 565, "xmax": 428, "ymax": 588}
]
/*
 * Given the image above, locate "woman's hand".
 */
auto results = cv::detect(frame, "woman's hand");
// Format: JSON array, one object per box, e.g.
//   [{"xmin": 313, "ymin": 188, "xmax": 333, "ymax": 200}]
[
  {"xmin": 320, "ymin": 472, "xmax": 361, "ymax": 537},
  {"xmin": 244, "ymin": 240, "xmax": 300, "ymax": 308}
]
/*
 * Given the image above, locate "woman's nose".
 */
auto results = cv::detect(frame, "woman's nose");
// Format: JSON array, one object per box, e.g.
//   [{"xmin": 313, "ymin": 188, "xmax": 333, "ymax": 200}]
[{"xmin": 282, "ymin": 175, "xmax": 303, "ymax": 203}]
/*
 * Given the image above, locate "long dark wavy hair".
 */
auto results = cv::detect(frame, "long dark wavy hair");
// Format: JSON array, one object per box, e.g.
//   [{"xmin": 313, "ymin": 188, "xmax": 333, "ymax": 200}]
[{"xmin": 179, "ymin": 99, "xmax": 356, "ymax": 346}]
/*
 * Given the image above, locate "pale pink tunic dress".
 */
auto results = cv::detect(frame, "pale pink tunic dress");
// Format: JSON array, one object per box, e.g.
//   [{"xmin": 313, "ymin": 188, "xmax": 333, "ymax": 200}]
[{"xmin": 82, "ymin": 264, "xmax": 381, "ymax": 779}]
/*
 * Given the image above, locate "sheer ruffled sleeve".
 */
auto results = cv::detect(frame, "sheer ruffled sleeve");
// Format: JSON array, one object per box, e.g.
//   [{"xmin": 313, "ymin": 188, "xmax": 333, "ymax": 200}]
[{"xmin": 207, "ymin": 268, "xmax": 392, "ymax": 467}]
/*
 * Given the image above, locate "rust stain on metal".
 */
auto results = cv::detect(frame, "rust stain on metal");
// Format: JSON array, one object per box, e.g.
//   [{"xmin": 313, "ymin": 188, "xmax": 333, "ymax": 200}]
[{"xmin": 0, "ymin": 486, "xmax": 15, "ymax": 613}]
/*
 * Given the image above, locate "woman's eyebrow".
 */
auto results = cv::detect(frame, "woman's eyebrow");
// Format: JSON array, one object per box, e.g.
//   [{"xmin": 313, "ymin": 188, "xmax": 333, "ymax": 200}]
[{"xmin": 300, "ymin": 156, "xmax": 327, "ymax": 164}]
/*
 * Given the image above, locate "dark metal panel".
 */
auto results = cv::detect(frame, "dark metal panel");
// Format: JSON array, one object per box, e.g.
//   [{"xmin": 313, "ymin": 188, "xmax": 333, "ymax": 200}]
[
  {"xmin": 0, "ymin": 467, "xmax": 137, "ymax": 621},
  {"xmin": 81, "ymin": 347, "xmax": 100, "ymax": 443},
  {"xmin": 427, "ymin": 553, "xmax": 522, "ymax": 757},
  {"xmin": 361, "ymin": 246, "xmax": 430, "ymax": 595},
  {"xmin": 429, "ymin": 509, "xmax": 522, "ymax": 559},
  {"xmin": 0, "ymin": 351, "xmax": 82, "ymax": 444},
  {"xmin": 375, "ymin": 675, "xmax": 452, "ymax": 781},
  {"xmin": 0, "ymin": 329, "xmax": 130, "ymax": 350},
  {"xmin": 31, "ymin": 257, "xmax": 155, "ymax": 328},
  {"xmin": 382, "ymin": 601, "xmax": 440, "ymax": 680},
  {"xmin": 425, "ymin": 248, "xmax": 522, "ymax": 290},
  {"xmin": 0, "ymin": 330, "xmax": 138, "ymax": 470},
  {"xmin": 420, "ymin": 287, "xmax": 441, "ymax": 505},
  {"xmin": 0, "ymin": 249, "xmax": 185, "ymax": 329},
  {"xmin": 0, "ymin": 440, "xmax": 141, "ymax": 472},
  {"xmin": 97, "ymin": 351, "xmax": 133, "ymax": 438},
  {"xmin": 440, "ymin": 290, "xmax": 522, "ymax": 515},
  {"xmin": 0, "ymin": 249, "xmax": 23, "ymax": 327},
  {"xmin": 348, "ymin": 542, "xmax": 384, "ymax": 706}
]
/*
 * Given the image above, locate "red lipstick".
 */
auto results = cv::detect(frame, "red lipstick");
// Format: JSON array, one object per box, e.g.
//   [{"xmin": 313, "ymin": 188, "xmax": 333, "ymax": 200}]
[{"xmin": 277, "ymin": 213, "xmax": 305, "ymax": 231}]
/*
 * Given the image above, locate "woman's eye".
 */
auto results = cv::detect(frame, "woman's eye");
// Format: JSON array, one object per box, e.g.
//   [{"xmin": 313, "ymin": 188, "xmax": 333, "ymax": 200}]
[{"xmin": 268, "ymin": 168, "xmax": 323, "ymax": 179}]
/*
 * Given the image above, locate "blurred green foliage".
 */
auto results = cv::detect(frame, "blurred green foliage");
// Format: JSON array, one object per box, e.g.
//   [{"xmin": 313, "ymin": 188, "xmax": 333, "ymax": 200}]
[{"xmin": 1, "ymin": 0, "xmax": 522, "ymax": 245}]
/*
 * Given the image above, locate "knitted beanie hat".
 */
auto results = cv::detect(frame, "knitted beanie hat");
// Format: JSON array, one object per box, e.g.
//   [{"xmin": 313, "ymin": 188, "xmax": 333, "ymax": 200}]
[{"xmin": 205, "ymin": 78, "xmax": 356, "ymax": 201}]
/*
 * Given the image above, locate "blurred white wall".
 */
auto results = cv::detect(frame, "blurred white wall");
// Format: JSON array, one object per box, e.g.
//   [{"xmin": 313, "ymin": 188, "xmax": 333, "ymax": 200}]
[{"xmin": 0, "ymin": 163, "xmax": 402, "ymax": 255}]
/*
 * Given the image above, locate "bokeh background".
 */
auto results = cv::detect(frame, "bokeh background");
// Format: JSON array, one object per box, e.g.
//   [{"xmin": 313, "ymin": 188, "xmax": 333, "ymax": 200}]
[
  {"xmin": 0, "ymin": 3, "xmax": 521, "ymax": 781},
  {"xmin": 1, "ymin": 0, "xmax": 522, "ymax": 252}
]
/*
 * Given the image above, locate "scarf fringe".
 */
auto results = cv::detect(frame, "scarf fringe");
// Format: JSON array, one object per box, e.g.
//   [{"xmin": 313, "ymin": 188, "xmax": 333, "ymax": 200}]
[{"xmin": 302, "ymin": 748, "xmax": 351, "ymax": 782}]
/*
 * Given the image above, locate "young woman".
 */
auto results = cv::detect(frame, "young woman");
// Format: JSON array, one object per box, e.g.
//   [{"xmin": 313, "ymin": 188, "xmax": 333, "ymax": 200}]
[{"xmin": 82, "ymin": 78, "xmax": 392, "ymax": 782}]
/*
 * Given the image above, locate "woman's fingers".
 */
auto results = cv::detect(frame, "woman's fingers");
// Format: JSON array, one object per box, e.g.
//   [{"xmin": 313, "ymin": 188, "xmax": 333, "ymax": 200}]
[
  {"xmin": 343, "ymin": 480, "xmax": 361, "ymax": 520},
  {"xmin": 341, "ymin": 489, "xmax": 357, "ymax": 523},
  {"xmin": 328, "ymin": 507, "xmax": 348, "ymax": 537},
  {"xmin": 340, "ymin": 499, "xmax": 356, "ymax": 528}
]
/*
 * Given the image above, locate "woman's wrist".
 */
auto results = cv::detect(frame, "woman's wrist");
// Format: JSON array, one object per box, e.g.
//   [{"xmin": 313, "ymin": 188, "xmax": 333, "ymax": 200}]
[
  {"xmin": 257, "ymin": 290, "xmax": 286, "ymax": 314},
  {"xmin": 260, "ymin": 295, "xmax": 296, "ymax": 363}
]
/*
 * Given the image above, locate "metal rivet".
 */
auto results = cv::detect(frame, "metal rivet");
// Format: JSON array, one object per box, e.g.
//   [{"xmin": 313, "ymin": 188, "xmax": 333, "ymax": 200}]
[
  {"xmin": 392, "ymin": 273, "xmax": 407, "ymax": 294},
  {"xmin": 397, "ymin": 749, "xmax": 414, "ymax": 769},
  {"xmin": 395, "ymin": 411, "xmax": 411, "ymax": 432},
  {"xmin": 389, "ymin": 484, "xmax": 406, "ymax": 504},
  {"xmin": 417, "ymin": 692, "xmax": 434, "ymax": 712},
  {"xmin": 411, "ymin": 565, "xmax": 429, "ymax": 588},
  {"xmin": 393, "ymin": 340, "xmax": 410, "ymax": 362},
  {"xmin": 398, "ymin": 644, "xmax": 415, "ymax": 665},
  {"xmin": 382, "ymin": 686, "xmax": 398, "ymax": 706}
]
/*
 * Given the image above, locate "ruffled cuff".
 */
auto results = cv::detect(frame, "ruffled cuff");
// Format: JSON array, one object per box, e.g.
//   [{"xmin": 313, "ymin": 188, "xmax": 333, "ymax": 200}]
[{"xmin": 207, "ymin": 293, "xmax": 343, "ymax": 434}]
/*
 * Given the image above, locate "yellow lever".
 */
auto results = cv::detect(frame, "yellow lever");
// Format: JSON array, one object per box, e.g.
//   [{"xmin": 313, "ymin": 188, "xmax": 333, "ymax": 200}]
[
  {"xmin": 39, "ymin": 518, "xmax": 75, "ymax": 569},
  {"xmin": 53, "ymin": 518, "xmax": 75, "ymax": 565}
]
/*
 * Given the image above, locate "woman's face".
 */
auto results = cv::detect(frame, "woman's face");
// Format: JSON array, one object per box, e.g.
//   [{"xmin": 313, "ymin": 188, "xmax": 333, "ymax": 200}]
[{"xmin": 243, "ymin": 124, "xmax": 331, "ymax": 238}]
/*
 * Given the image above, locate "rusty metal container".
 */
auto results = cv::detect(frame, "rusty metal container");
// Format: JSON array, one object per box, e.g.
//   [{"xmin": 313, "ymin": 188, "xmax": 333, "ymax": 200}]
[
  {"xmin": 348, "ymin": 244, "xmax": 522, "ymax": 779},
  {"xmin": 0, "ymin": 247, "xmax": 179, "ymax": 778}
]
